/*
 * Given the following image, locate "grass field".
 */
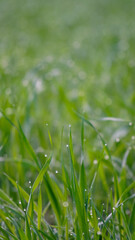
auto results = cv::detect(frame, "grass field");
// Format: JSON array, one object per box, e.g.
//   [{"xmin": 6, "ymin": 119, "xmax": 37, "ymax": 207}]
[{"xmin": 0, "ymin": 0, "xmax": 135, "ymax": 239}]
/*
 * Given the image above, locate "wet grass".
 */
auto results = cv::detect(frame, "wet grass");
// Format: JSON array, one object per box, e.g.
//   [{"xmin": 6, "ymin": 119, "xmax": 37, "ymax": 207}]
[{"xmin": 0, "ymin": 0, "xmax": 135, "ymax": 239}]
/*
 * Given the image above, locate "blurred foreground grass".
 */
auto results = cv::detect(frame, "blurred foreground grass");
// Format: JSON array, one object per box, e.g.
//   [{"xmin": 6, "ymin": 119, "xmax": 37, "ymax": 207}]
[{"xmin": 0, "ymin": 0, "xmax": 135, "ymax": 239}]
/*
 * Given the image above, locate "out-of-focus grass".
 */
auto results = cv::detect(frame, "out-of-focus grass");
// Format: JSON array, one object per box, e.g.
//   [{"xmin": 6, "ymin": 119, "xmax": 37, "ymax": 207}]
[{"xmin": 0, "ymin": 0, "xmax": 135, "ymax": 239}]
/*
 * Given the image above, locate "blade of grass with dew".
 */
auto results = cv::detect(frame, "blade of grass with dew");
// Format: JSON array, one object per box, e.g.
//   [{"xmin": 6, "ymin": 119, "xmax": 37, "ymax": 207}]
[
  {"xmin": 0, "ymin": 189, "xmax": 23, "ymax": 215},
  {"xmin": 4, "ymin": 173, "xmax": 38, "ymax": 213},
  {"xmin": 91, "ymin": 199, "xmax": 113, "ymax": 239}
]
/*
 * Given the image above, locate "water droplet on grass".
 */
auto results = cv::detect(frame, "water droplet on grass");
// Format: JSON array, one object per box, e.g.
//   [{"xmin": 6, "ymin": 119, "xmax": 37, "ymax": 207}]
[
  {"xmin": 19, "ymin": 201, "xmax": 21, "ymax": 205},
  {"xmin": 105, "ymin": 155, "xmax": 109, "ymax": 160},
  {"xmin": 93, "ymin": 159, "xmax": 98, "ymax": 165},
  {"xmin": 63, "ymin": 201, "xmax": 69, "ymax": 207},
  {"xmin": 35, "ymin": 79, "xmax": 43, "ymax": 93},
  {"xmin": 126, "ymin": 209, "xmax": 130, "ymax": 215},
  {"xmin": 55, "ymin": 170, "xmax": 58, "ymax": 174},
  {"xmin": 45, "ymin": 154, "xmax": 47, "ymax": 157},
  {"xmin": 97, "ymin": 231, "xmax": 102, "ymax": 235},
  {"xmin": 24, "ymin": 209, "xmax": 26, "ymax": 212},
  {"xmin": 132, "ymin": 136, "xmax": 135, "ymax": 140},
  {"xmin": 129, "ymin": 122, "xmax": 132, "ymax": 126},
  {"xmin": 66, "ymin": 144, "xmax": 69, "ymax": 148},
  {"xmin": 115, "ymin": 138, "xmax": 120, "ymax": 143},
  {"xmin": 29, "ymin": 181, "xmax": 31, "ymax": 184},
  {"xmin": 69, "ymin": 124, "xmax": 71, "ymax": 128},
  {"xmin": 105, "ymin": 143, "xmax": 107, "ymax": 146}
]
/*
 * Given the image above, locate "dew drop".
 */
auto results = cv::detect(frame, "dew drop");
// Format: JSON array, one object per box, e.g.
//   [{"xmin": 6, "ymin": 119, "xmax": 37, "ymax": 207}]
[
  {"xmin": 19, "ymin": 201, "xmax": 21, "ymax": 205},
  {"xmin": 126, "ymin": 209, "xmax": 130, "ymax": 215},
  {"xmin": 105, "ymin": 143, "xmax": 107, "ymax": 146},
  {"xmin": 129, "ymin": 122, "xmax": 132, "ymax": 126},
  {"xmin": 105, "ymin": 155, "xmax": 109, "ymax": 160},
  {"xmin": 69, "ymin": 124, "xmax": 71, "ymax": 128},
  {"xmin": 29, "ymin": 186, "xmax": 32, "ymax": 189},
  {"xmin": 115, "ymin": 138, "xmax": 120, "ymax": 143},
  {"xmin": 55, "ymin": 170, "xmax": 58, "ymax": 174},
  {"xmin": 45, "ymin": 154, "xmax": 47, "ymax": 157},
  {"xmin": 63, "ymin": 201, "xmax": 69, "ymax": 207},
  {"xmin": 29, "ymin": 181, "xmax": 31, "ymax": 184},
  {"xmin": 93, "ymin": 159, "xmax": 98, "ymax": 165},
  {"xmin": 24, "ymin": 209, "xmax": 26, "ymax": 212},
  {"xmin": 66, "ymin": 144, "xmax": 69, "ymax": 148},
  {"xmin": 85, "ymin": 189, "xmax": 87, "ymax": 192},
  {"xmin": 132, "ymin": 136, "xmax": 135, "ymax": 140},
  {"xmin": 97, "ymin": 231, "xmax": 102, "ymax": 235}
]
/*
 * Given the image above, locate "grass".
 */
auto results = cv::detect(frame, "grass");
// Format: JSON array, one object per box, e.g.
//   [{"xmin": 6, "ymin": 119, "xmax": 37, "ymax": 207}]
[{"xmin": 0, "ymin": 0, "xmax": 135, "ymax": 239}]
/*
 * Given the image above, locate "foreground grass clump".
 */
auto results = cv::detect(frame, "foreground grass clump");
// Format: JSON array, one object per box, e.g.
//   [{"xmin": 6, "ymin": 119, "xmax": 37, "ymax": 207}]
[{"xmin": 0, "ymin": 112, "xmax": 135, "ymax": 239}]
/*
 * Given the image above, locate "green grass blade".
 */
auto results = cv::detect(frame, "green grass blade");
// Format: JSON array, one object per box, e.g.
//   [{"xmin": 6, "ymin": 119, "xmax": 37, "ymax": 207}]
[
  {"xmin": 32, "ymin": 155, "xmax": 52, "ymax": 193},
  {"xmin": 38, "ymin": 184, "xmax": 42, "ymax": 230}
]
